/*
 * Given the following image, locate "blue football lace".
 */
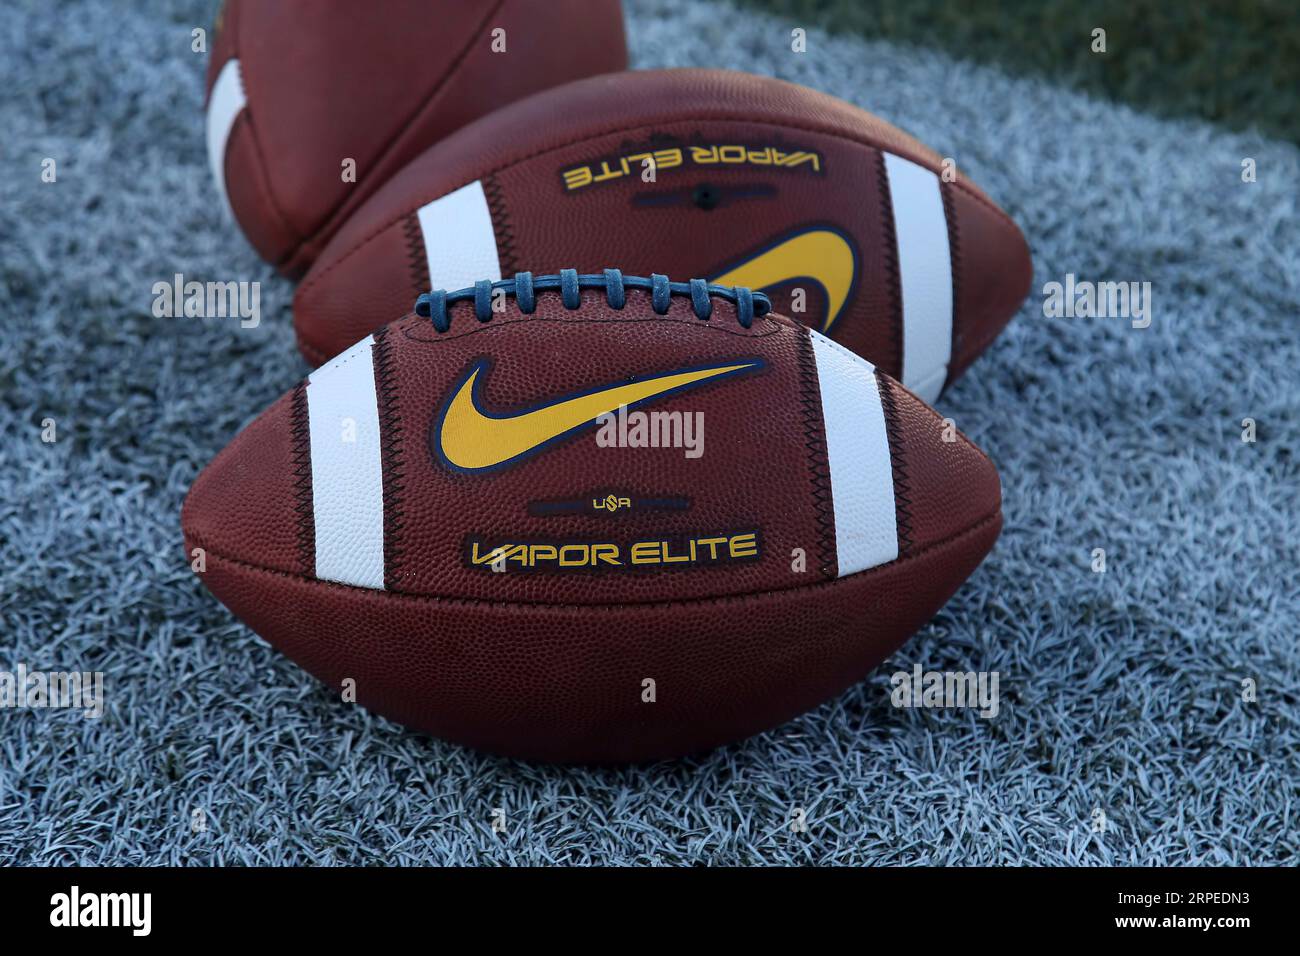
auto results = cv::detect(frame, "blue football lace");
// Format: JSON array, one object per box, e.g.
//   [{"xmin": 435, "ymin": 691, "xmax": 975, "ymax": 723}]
[{"xmin": 414, "ymin": 269, "xmax": 772, "ymax": 333}]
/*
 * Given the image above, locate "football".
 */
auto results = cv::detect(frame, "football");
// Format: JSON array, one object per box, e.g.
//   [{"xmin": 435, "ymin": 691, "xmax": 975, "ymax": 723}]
[
  {"xmin": 184, "ymin": 271, "xmax": 1002, "ymax": 762},
  {"xmin": 205, "ymin": 0, "xmax": 627, "ymax": 276},
  {"xmin": 293, "ymin": 69, "xmax": 1031, "ymax": 402}
]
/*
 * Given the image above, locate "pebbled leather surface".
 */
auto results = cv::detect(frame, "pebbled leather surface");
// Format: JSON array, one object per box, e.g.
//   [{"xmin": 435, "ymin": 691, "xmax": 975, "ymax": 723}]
[
  {"xmin": 205, "ymin": 0, "xmax": 627, "ymax": 275},
  {"xmin": 188, "ymin": 510, "xmax": 1001, "ymax": 763},
  {"xmin": 185, "ymin": 288, "xmax": 1002, "ymax": 760},
  {"xmin": 294, "ymin": 68, "xmax": 1030, "ymax": 383},
  {"xmin": 182, "ymin": 388, "xmax": 311, "ymax": 579},
  {"xmin": 943, "ymin": 184, "xmax": 1032, "ymax": 381},
  {"xmin": 396, "ymin": 294, "xmax": 809, "ymax": 604},
  {"xmin": 875, "ymin": 374, "xmax": 1001, "ymax": 556}
]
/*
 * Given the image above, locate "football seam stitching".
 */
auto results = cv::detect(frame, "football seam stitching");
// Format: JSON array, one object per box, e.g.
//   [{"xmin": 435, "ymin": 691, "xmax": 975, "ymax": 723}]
[
  {"xmin": 296, "ymin": 293, "xmax": 829, "ymax": 374},
  {"xmin": 481, "ymin": 174, "xmax": 517, "ymax": 276},
  {"xmin": 889, "ymin": 372, "xmax": 996, "ymax": 465},
  {"xmin": 288, "ymin": 382, "xmax": 316, "ymax": 575},
  {"xmin": 402, "ymin": 213, "xmax": 426, "ymax": 301},
  {"xmin": 874, "ymin": 150, "xmax": 905, "ymax": 379},
  {"xmin": 941, "ymin": 180, "xmax": 963, "ymax": 376},
  {"xmin": 297, "ymin": 335, "xmax": 329, "ymax": 366},
  {"xmin": 395, "ymin": 302, "xmax": 791, "ymax": 346},
  {"xmin": 295, "ymin": 118, "xmax": 1019, "ymax": 302},
  {"xmin": 951, "ymin": 293, "xmax": 1020, "ymax": 376},
  {"xmin": 875, "ymin": 372, "xmax": 916, "ymax": 556},
  {"xmin": 795, "ymin": 328, "xmax": 838, "ymax": 577},
  {"xmin": 185, "ymin": 510, "xmax": 1001, "ymax": 613},
  {"xmin": 373, "ymin": 326, "xmax": 408, "ymax": 590}
]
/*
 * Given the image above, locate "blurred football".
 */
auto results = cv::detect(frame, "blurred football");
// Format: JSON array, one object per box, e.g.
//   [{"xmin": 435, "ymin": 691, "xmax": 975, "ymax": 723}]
[
  {"xmin": 204, "ymin": 0, "xmax": 627, "ymax": 275},
  {"xmin": 293, "ymin": 69, "xmax": 1031, "ymax": 401}
]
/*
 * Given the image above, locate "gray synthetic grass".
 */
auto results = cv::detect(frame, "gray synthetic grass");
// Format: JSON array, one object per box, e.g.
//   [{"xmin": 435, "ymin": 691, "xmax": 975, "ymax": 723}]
[{"xmin": 0, "ymin": 0, "xmax": 1295, "ymax": 865}]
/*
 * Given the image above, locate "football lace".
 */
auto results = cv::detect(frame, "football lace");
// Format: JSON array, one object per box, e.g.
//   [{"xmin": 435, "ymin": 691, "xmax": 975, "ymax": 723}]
[{"xmin": 415, "ymin": 269, "xmax": 772, "ymax": 332}]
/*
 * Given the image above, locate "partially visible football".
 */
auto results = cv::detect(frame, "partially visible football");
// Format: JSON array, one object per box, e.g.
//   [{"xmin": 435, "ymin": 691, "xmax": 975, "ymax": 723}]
[
  {"xmin": 204, "ymin": 0, "xmax": 627, "ymax": 276},
  {"xmin": 184, "ymin": 271, "xmax": 1002, "ymax": 762},
  {"xmin": 293, "ymin": 69, "xmax": 1031, "ymax": 402}
]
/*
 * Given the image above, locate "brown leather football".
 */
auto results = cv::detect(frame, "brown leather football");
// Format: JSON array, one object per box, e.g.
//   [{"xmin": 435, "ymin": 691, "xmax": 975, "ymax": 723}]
[
  {"xmin": 184, "ymin": 271, "xmax": 1002, "ymax": 762},
  {"xmin": 293, "ymin": 69, "xmax": 1031, "ymax": 403},
  {"xmin": 204, "ymin": 0, "xmax": 627, "ymax": 276}
]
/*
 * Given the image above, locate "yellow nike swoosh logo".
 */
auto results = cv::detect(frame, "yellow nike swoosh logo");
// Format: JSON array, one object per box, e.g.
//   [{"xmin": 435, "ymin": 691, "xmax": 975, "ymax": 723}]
[
  {"xmin": 436, "ymin": 359, "xmax": 762, "ymax": 472},
  {"xmin": 710, "ymin": 228, "xmax": 857, "ymax": 333}
]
